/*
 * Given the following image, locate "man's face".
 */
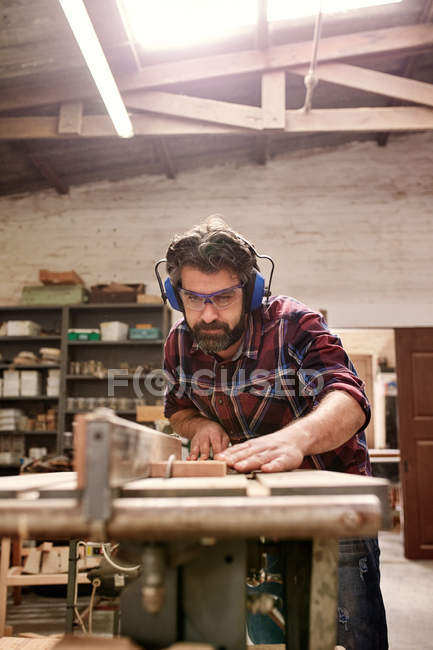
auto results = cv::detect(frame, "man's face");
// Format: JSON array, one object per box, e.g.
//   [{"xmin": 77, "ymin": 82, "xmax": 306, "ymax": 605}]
[{"xmin": 180, "ymin": 265, "xmax": 246, "ymax": 354}]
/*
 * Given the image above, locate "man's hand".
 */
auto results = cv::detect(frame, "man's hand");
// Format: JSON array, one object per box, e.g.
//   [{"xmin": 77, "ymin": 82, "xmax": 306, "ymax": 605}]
[
  {"xmin": 215, "ymin": 428, "xmax": 306, "ymax": 473},
  {"xmin": 188, "ymin": 421, "xmax": 230, "ymax": 460}
]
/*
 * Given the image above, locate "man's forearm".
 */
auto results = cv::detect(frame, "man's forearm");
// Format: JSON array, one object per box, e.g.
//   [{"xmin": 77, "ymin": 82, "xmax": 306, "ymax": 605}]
[
  {"xmin": 169, "ymin": 408, "xmax": 214, "ymax": 440},
  {"xmin": 286, "ymin": 390, "xmax": 367, "ymax": 456}
]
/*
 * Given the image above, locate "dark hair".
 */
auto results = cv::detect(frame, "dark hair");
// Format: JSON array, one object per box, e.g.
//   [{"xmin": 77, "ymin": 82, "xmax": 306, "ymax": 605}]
[{"xmin": 166, "ymin": 215, "xmax": 258, "ymax": 287}]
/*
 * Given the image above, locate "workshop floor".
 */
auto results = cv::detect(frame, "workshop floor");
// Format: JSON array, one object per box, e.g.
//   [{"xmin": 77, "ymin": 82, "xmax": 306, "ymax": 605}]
[{"xmin": 4, "ymin": 531, "xmax": 433, "ymax": 649}]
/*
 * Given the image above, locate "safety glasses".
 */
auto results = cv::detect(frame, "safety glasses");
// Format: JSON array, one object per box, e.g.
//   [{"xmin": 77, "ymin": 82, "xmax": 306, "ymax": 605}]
[{"xmin": 178, "ymin": 283, "xmax": 244, "ymax": 311}]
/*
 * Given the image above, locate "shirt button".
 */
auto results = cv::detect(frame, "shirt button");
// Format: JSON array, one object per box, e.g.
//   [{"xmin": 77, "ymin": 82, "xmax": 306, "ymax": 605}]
[{"xmin": 218, "ymin": 399, "xmax": 223, "ymax": 405}]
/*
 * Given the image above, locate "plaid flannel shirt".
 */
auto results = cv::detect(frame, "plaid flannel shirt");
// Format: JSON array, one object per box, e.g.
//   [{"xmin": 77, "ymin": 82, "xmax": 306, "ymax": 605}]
[{"xmin": 164, "ymin": 296, "xmax": 371, "ymax": 475}]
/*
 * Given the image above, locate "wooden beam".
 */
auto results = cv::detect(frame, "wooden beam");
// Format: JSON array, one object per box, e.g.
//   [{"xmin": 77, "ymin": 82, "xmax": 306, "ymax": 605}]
[
  {"xmin": 291, "ymin": 63, "xmax": 433, "ymax": 108},
  {"xmin": 123, "ymin": 90, "xmax": 263, "ymax": 130},
  {"xmin": 1, "ymin": 23, "xmax": 432, "ymax": 112},
  {"xmin": 284, "ymin": 106, "xmax": 433, "ymax": 133},
  {"xmin": 58, "ymin": 101, "xmax": 83, "ymax": 135},
  {"xmin": 154, "ymin": 138, "xmax": 177, "ymax": 179},
  {"xmin": 262, "ymin": 70, "xmax": 286, "ymax": 130},
  {"xmin": 12, "ymin": 142, "xmax": 69, "ymax": 194},
  {"xmin": 256, "ymin": 0, "xmax": 268, "ymax": 50},
  {"xmin": 2, "ymin": 106, "xmax": 433, "ymax": 139},
  {"xmin": 377, "ymin": 0, "xmax": 433, "ymax": 146}
]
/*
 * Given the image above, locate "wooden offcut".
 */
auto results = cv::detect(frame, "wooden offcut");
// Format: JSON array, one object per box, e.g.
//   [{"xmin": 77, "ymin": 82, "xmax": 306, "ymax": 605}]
[
  {"xmin": 150, "ymin": 460, "xmax": 227, "ymax": 478},
  {"xmin": 136, "ymin": 405, "xmax": 165, "ymax": 421}
]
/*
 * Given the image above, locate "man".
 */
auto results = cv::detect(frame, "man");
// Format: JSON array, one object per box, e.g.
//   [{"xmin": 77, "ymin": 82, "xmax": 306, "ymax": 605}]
[{"xmin": 161, "ymin": 216, "xmax": 388, "ymax": 649}]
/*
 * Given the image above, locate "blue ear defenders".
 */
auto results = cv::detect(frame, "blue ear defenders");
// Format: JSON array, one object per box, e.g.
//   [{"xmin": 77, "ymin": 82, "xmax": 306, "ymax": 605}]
[{"xmin": 154, "ymin": 237, "xmax": 274, "ymax": 313}]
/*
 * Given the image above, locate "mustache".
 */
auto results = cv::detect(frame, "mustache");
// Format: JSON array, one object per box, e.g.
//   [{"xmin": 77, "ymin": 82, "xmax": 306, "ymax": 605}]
[{"xmin": 195, "ymin": 321, "xmax": 228, "ymax": 331}]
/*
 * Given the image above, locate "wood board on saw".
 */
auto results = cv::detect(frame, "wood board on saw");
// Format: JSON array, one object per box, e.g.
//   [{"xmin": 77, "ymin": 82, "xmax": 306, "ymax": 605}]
[
  {"xmin": 0, "ymin": 472, "xmax": 76, "ymax": 498},
  {"xmin": 256, "ymin": 469, "xmax": 390, "ymax": 528},
  {"xmin": 120, "ymin": 475, "xmax": 249, "ymax": 497}
]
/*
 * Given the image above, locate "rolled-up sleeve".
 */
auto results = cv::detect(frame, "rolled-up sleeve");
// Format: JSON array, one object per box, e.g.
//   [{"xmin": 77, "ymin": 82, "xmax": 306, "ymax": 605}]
[{"xmin": 295, "ymin": 311, "xmax": 371, "ymax": 431}]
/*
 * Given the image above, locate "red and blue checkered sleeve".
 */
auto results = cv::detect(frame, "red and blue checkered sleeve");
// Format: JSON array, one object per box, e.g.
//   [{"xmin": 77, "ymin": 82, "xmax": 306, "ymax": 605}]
[
  {"xmin": 163, "ymin": 329, "xmax": 195, "ymax": 420},
  {"xmin": 295, "ymin": 311, "xmax": 371, "ymax": 431}
]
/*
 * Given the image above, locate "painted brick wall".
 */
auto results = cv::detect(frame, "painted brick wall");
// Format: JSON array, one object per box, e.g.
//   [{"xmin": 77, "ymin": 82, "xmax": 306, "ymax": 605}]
[{"xmin": 0, "ymin": 132, "xmax": 432, "ymax": 327}]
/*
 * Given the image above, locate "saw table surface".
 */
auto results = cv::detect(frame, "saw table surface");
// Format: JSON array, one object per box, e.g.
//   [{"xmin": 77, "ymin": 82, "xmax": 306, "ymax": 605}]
[{"xmin": 0, "ymin": 469, "xmax": 389, "ymax": 540}]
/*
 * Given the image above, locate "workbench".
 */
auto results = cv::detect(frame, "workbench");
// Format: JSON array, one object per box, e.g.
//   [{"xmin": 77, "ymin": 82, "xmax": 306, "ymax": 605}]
[
  {"xmin": 0, "ymin": 467, "xmax": 389, "ymax": 650},
  {"xmin": 0, "ymin": 411, "xmax": 390, "ymax": 649}
]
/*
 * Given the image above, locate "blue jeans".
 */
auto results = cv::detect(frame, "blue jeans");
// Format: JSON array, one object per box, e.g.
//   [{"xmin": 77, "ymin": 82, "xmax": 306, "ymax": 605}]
[{"xmin": 247, "ymin": 537, "xmax": 388, "ymax": 649}]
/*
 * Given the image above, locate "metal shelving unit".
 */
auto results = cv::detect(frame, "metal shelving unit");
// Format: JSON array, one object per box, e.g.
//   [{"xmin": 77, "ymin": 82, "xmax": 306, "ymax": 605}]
[{"xmin": 0, "ymin": 302, "xmax": 170, "ymax": 457}]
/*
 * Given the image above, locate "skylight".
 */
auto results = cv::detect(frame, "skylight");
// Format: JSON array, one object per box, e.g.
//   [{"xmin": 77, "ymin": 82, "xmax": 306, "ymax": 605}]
[{"xmin": 121, "ymin": 0, "xmax": 403, "ymax": 51}]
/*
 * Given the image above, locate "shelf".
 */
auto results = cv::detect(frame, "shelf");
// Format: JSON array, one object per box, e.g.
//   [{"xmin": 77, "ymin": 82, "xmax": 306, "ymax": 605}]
[
  {"xmin": 67, "ymin": 340, "xmax": 164, "ymax": 346},
  {"xmin": 0, "ymin": 430, "xmax": 58, "ymax": 435},
  {"xmin": 68, "ymin": 303, "xmax": 163, "ymax": 310},
  {"xmin": 0, "ymin": 364, "xmax": 60, "ymax": 370},
  {"xmin": 0, "ymin": 302, "xmax": 169, "ymax": 455},
  {"xmin": 66, "ymin": 409, "xmax": 136, "ymax": 415},
  {"xmin": 66, "ymin": 374, "xmax": 137, "ymax": 380},
  {"xmin": 0, "ymin": 336, "xmax": 61, "ymax": 342},
  {"xmin": 0, "ymin": 396, "xmax": 59, "ymax": 401}
]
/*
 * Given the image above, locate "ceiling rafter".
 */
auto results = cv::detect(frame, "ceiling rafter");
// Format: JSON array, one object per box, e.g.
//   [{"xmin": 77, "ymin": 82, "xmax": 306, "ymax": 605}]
[
  {"xmin": 290, "ymin": 63, "xmax": 433, "ymax": 108},
  {"xmin": 377, "ymin": 0, "xmax": 433, "ymax": 146},
  {"xmin": 1, "ymin": 22, "xmax": 432, "ymax": 114},
  {"xmin": 2, "ymin": 106, "xmax": 433, "ymax": 140}
]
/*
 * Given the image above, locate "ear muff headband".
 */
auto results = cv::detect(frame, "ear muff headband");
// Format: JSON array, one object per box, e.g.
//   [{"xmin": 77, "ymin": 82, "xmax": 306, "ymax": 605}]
[{"xmin": 154, "ymin": 238, "xmax": 274, "ymax": 313}]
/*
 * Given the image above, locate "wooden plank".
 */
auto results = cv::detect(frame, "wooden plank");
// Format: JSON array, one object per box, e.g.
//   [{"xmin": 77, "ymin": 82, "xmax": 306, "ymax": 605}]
[
  {"xmin": 7, "ymin": 572, "xmax": 89, "ymax": 586},
  {"xmin": 136, "ymin": 405, "xmax": 166, "ymax": 421},
  {"xmin": 262, "ymin": 70, "xmax": 286, "ymax": 130},
  {"xmin": 0, "ymin": 537, "xmax": 11, "ymax": 636},
  {"xmin": 149, "ymin": 460, "xmax": 226, "ymax": 478},
  {"xmin": 0, "ymin": 638, "xmax": 59, "ymax": 649},
  {"xmin": 123, "ymin": 90, "xmax": 263, "ymax": 130},
  {"xmin": 309, "ymin": 539, "xmax": 339, "ymax": 650},
  {"xmin": 2, "ymin": 106, "xmax": 433, "ymax": 140},
  {"xmin": 291, "ymin": 62, "xmax": 433, "ymax": 108},
  {"xmin": 0, "ymin": 472, "xmax": 76, "ymax": 497},
  {"xmin": 257, "ymin": 470, "xmax": 391, "ymax": 528},
  {"xmin": 2, "ymin": 23, "xmax": 432, "ymax": 112},
  {"xmin": 284, "ymin": 106, "xmax": 433, "ymax": 133},
  {"xmin": 58, "ymin": 101, "xmax": 83, "ymax": 135},
  {"xmin": 256, "ymin": 470, "xmax": 389, "ymax": 489},
  {"xmin": 121, "ymin": 475, "xmax": 248, "ymax": 498}
]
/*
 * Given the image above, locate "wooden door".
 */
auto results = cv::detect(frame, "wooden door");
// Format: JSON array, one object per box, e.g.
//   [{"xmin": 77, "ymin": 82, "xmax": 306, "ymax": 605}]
[
  {"xmin": 395, "ymin": 328, "xmax": 433, "ymax": 559},
  {"xmin": 351, "ymin": 354, "xmax": 375, "ymax": 449}
]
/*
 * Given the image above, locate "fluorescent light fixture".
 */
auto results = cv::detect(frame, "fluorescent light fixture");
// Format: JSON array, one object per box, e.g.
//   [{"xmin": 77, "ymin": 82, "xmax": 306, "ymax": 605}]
[
  {"xmin": 123, "ymin": 0, "xmax": 402, "ymax": 50},
  {"xmin": 59, "ymin": 0, "xmax": 133, "ymax": 138}
]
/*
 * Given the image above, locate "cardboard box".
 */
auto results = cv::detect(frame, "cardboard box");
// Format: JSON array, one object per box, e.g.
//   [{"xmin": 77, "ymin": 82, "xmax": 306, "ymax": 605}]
[
  {"xmin": 20, "ymin": 370, "xmax": 41, "ymax": 397},
  {"xmin": 89, "ymin": 282, "xmax": 145, "ymax": 303}
]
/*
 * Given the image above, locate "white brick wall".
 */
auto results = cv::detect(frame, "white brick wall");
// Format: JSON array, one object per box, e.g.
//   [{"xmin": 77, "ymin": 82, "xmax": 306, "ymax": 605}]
[{"xmin": 0, "ymin": 132, "xmax": 432, "ymax": 326}]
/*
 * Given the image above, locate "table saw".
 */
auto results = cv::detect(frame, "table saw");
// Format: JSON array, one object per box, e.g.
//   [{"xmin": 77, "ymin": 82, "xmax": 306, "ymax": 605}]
[{"xmin": 0, "ymin": 409, "xmax": 390, "ymax": 650}]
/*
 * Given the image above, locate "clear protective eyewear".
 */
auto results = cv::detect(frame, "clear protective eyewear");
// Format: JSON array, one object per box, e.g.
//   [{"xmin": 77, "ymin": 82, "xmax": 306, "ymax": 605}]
[{"xmin": 179, "ymin": 283, "xmax": 244, "ymax": 311}]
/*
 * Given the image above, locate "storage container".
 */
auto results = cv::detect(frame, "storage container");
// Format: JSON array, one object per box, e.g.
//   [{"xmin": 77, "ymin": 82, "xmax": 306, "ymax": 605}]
[
  {"xmin": 100, "ymin": 321, "xmax": 129, "ymax": 341},
  {"xmin": 6, "ymin": 320, "xmax": 41, "ymax": 336},
  {"xmin": 89, "ymin": 283, "xmax": 145, "ymax": 303},
  {"xmin": 68, "ymin": 329, "xmax": 100, "ymax": 341},
  {"xmin": 20, "ymin": 371, "xmax": 41, "ymax": 397},
  {"xmin": 129, "ymin": 327, "xmax": 162, "ymax": 340},
  {"xmin": 21, "ymin": 285, "xmax": 88, "ymax": 305}
]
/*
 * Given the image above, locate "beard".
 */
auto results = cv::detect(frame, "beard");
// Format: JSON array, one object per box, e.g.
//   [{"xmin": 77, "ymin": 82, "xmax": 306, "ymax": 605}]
[{"xmin": 191, "ymin": 313, "xmax": 246, "ymax": 354}]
